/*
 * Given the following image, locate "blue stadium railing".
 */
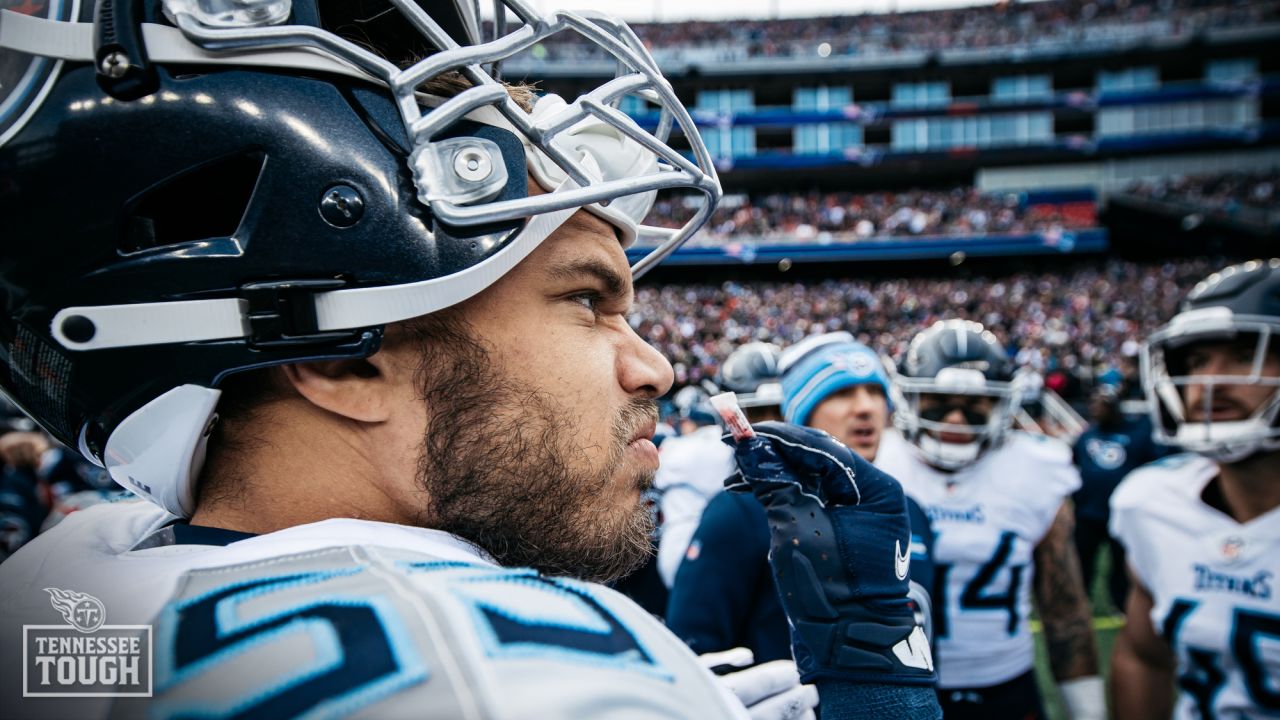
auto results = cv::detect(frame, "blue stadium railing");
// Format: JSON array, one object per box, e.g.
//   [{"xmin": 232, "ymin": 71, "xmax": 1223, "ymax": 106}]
[{"xmin": 625, "ymin": 229, "xmax": 1109, "ymax": 267}]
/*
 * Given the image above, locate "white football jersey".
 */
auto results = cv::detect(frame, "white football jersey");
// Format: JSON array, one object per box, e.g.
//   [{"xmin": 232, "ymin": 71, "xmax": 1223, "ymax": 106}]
[
  {"xmin": 654, "ymin": 426, "xmax": 736, "ymax": 588},
  {"xmin": 876, "ymin": 431, "xmax": 1080, "ymax": 688},
  {"xmin": 0, "ymin": 499, "xmax": 747, "ymax": 720},
  {"xmin": 1111, "ymin": 454, "xmax": 1280, "ymax": 720}
]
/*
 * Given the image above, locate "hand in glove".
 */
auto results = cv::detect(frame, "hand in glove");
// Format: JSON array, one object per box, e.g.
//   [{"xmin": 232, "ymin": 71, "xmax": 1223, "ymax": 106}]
[{"xmin": 724, "ymin": 422, "xmax": 935, "ymax": 687}]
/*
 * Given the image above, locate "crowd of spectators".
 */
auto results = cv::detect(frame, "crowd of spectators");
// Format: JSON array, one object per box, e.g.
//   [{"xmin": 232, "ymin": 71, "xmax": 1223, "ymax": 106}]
[
  {"xmin": 632, "ymin": 258, "xmax": 1218, "ymax": 401},
  {"xmin": 641, "ymin": 187, "xmax": 1096, "ymax": 246},
  {"xmin": 1123, "ymin": 169, "xmax": 1278, "ymax": 213},
  {"xmin": 508, "ymin": 0, "xmax": 1278, "ymax": 63},
  {"xmin": 1120, "ymin": 169, "xmax": 1280, "ymax": 232}
]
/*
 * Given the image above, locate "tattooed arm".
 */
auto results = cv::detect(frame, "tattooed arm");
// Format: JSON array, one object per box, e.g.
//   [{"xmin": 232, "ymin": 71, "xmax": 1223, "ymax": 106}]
[
  {"xmin": 1034, "ymin": 502, "xmax": 1100, "ymax": 680},
  {"xmin": 1034, "ymin": 502, "xmax": 1104, "ymax": 720}
]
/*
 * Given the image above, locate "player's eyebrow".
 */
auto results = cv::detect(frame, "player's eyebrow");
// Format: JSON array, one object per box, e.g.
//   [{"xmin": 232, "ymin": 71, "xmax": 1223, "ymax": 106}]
[{"xmin": 546, "ymin": 257, "xmax": 632, "ymax": 303}]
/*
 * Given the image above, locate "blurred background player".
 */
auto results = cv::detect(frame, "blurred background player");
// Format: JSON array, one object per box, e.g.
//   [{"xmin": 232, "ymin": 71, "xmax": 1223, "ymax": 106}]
[
  {"xmin": 0, "ymin": 396, "xmax": 121, "ymax": 561},
  {"xmin": 666, "ymin": 341, "xmax": 790, "ymax": 661},
  {"xmin": 1070, "ymin": 382, "xmax": 1170, "ymax": 614},
  {"xmin": 878, "ymin": 319, "xmax": 1104, "ymax": 720},
  {"xmin": 1109, "ymin": 258, "xmax": 1280, "ymax": 719},
  {"xmin": 720, "ymin": 341, "xmax": 786, "ymax": 424},
  {"xmin": 668, "ymin": 332, "xmax": 935, "ymax": 662},
  {"xmin": 654, "ymin": 385, "xmax": 737, "ymax": 589}
]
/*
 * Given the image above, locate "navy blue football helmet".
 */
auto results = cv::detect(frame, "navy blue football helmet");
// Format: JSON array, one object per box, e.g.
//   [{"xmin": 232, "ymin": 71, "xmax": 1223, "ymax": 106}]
[
  {"xmin": 893, "ymin": 319, "xmax": 1024, "ymax": 470},
  {"xmin": 0, "ymin": 0, "xmax": 720, "ymax": 515}
]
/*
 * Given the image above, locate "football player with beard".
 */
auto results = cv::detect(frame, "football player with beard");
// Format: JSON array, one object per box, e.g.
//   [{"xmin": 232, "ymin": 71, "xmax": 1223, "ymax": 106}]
[
  {"xmin": 1110, "ymin": 259, "xmax": 1280, "ymax": 719},
  {"xmin": 0, "ymin": 0, "xmax": 937, "ymax": 717}
]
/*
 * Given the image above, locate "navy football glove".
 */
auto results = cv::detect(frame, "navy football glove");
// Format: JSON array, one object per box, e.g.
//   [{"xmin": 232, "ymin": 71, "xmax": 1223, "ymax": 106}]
[{"xmin": 724, "ymin": 422, "xmax": 934, "ymax": 687}]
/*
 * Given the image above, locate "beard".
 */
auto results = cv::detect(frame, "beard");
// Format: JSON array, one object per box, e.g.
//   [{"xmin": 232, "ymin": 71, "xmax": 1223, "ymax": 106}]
[{"xmin": 409, "ymin": 314, "xmax": 658, "ymax": 583}]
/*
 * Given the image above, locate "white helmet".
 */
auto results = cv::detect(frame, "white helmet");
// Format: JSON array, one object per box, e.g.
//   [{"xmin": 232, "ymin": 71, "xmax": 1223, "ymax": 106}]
[{"xmin": 1143, "ymin": 259, "xmax": 1280, "ymax": 463}]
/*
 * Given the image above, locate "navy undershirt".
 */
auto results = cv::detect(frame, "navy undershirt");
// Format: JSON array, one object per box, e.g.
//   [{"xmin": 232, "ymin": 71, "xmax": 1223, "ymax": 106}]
[{"xmin": 167, "ymin": 522, "xmax": 257, "ymax": 547}]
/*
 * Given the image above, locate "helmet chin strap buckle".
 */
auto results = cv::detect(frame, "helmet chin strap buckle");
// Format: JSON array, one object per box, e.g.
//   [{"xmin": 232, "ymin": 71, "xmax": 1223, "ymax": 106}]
[{"xmin": 240, "ymin": 278, "xmax": 363, "ymax": 348}]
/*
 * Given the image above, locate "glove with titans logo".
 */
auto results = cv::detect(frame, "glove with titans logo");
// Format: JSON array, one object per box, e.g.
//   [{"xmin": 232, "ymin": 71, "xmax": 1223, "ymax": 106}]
[{"xmin": 724, "ymin": 421, "xmax": 935, "ymax": 687}]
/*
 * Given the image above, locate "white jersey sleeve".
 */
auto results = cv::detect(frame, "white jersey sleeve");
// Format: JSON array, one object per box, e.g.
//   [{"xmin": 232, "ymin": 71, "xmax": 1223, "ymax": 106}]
[{"xmin": 1110, "ymin": 453, "xmax": 1280, "ymax": 720}]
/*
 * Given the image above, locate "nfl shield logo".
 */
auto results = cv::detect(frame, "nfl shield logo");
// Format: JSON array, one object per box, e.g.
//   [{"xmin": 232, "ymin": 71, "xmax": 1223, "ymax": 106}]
[{"xmin": 1220, "ymin": 536, "xmax": 1246, "ymax": 563}]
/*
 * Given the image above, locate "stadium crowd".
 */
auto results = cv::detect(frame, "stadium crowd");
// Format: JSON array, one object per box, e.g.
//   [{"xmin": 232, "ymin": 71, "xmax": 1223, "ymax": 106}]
[
  {"xmin": 513, "ymin": 0, "xmax": 1279, "ymax": 62},
  {"xmin": 633, "ymin": 257, "xmax": 1217, "ymax": 398},
  {"xmin": 1122, "ymin": 169, "xmax": 1279, "ymax": 213},
  {"xmin": 642, "ymin": 187, "xmax": 1095, "ymax": 246}
]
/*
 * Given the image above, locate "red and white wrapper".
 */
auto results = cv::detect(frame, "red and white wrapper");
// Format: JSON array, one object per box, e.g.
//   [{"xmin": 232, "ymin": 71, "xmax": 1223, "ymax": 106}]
[{"xmin": 710, "ymin": 392, "xmax": 756, "ymax": 440}]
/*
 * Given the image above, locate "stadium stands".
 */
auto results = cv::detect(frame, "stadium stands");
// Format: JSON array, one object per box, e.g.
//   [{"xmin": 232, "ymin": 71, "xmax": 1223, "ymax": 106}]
[
  {"xmin": 1122, "ymin": 169, "xmax": 1278, "ymax": 222},
  {"xmin": 634, "ymin": 258, "xmax": 1219, "ymax": 401},
  {"xmin": 642, "ymin": 186, "xmax": 1099, "ymax": 246},
  {"xmin": 512, "ymin": 0, "xmax": 1279, "ymax": 62}
]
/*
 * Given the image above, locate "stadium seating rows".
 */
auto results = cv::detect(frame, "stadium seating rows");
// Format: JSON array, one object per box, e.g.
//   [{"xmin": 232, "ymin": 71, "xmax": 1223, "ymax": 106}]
[
  {"xmin": 634, "ymin": 257, "xmax": 1219, "ymax": 400},
  {"xmin": 508, "ymin": 0, "xmax": 1279, "ymax": 61},
  {"xmin": 1122, "ymin": 169, "xmax": 1278, "ymax": 213},
  {"xmin": 642, "ymin": 186, "xmax": 1098, "ymax": 247}
]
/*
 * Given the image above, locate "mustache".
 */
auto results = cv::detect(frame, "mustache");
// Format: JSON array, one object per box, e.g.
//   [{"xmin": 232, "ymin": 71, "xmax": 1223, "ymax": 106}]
[
  {"xmin": 1188, "ymin": 394, "xmax": 1251, "ymax": 419},
  {"xmin": 612, "ymin": 398, "xmax": 660, "ymax": 447}
]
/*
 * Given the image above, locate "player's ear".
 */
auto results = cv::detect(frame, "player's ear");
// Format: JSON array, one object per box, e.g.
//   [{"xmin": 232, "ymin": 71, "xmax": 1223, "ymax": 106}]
[{"xmin": 281, "ymin": 347, "xmax": 414, "ymax": 423}]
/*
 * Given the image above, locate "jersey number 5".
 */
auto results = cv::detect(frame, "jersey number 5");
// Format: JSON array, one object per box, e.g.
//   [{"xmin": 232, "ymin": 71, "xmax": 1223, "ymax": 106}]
[
  {"xmin": 1167, "ymin": 599, "xmax": 1280, "ymax": 717},
  {"xmin": 154, "ymin": 569, "xmax": 427, "ymax": 719}
]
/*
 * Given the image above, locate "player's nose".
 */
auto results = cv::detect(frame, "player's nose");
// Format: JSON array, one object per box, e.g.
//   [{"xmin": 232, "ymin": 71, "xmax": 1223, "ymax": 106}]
[{"xmin": 619, "ymin": 324, "xmax": 674, "ymax": 399}]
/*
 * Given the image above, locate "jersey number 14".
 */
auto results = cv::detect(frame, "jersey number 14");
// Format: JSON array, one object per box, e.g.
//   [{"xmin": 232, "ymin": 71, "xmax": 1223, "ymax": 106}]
[{"xmin": 933, "ymin": 531, "xmax": 1026, "ymax": 638}]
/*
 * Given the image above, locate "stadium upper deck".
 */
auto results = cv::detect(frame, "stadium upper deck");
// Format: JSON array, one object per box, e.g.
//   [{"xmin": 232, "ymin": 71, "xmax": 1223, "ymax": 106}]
[
  {"xmin": 498, "ymin": 0, "xmax": 1275, "ymax": 266},
  {"xmin": 503, "ymin": 0, "xmax": 1278, "ymax": 67},
  {"xmin": 499, "ymin": 0, "xmax": 1277, "ymax": 193}
]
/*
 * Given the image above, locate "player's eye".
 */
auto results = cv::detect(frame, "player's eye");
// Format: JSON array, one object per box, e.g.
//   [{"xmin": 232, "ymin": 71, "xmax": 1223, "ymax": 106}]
[
  {"xmin": 568, "ymin": 291, "xmax": 602, "ymax": 314},
  {"xmin": 1185, "ymin": 351, "xmax": 1210, "ymax": 371}
]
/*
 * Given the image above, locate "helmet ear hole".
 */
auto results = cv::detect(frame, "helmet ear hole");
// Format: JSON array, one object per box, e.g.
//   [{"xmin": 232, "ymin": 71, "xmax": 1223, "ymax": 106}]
[{"xmin": 121, "ymin": 151, "xmax": 265, "ymax": 254}]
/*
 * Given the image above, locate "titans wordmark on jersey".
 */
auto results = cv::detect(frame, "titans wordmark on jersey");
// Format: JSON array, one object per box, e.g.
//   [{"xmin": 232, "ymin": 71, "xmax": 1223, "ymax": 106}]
[
  {"xmin": 876, "ymin": 431, "xmax": 1081, "ymax": 689},
  {"xmin": 1111, "ymin": 454, "xmax": 1280, "ymax": 720}
]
